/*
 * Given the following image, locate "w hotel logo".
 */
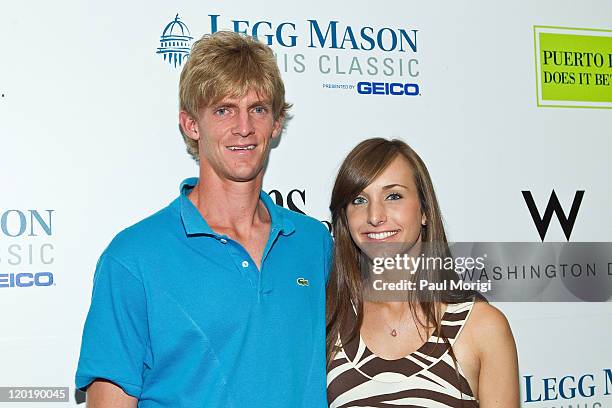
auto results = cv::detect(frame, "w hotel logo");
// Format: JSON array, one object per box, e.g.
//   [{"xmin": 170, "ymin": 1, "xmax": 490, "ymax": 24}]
[
  {"xmin": 522, "ymin": 190, "xmax": 584, "ymax": 241},
  {"xmin": 157, "ymin": 14, "xmax": 193, "ymax": 68}
]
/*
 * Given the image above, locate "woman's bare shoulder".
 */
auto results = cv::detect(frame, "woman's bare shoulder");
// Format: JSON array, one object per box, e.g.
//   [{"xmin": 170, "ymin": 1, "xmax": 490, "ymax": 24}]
[{"xmin": 466, "ymin": 301, "xmax": 516, "ymax": 357}]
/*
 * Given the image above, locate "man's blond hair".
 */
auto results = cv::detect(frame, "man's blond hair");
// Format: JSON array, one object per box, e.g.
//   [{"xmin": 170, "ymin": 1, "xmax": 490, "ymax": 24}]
[{"xmin": 179, "ymin": 31, "xmax": 291, "ymax": 162}]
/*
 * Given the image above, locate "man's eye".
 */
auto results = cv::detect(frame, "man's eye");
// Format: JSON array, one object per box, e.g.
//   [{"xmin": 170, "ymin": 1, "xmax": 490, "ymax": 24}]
[
  {"xmin": 386, "ymin": 192, "xmax": 402, "ymax": 200},
  {"xmin": 351, "ymin": 196, "xmax": 367, "ymax": 205},
  {"xmin": 253, "ymin": 106, "xmax": 267, "ymax": 114},
  {"xmin": 215, "ymin": 107, "xmax": 229, "ymax": 116}
]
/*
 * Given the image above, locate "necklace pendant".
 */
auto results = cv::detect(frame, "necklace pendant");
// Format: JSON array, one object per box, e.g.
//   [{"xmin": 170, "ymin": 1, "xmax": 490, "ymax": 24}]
[{"xmin": 390, "ymin": 329, "xmax": 398, "ymax": 337}]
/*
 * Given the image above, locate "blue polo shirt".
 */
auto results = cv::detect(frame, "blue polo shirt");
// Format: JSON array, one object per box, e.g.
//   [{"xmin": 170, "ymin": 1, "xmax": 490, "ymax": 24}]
[{"xmin": 76, "ymin": 178, "xmax": 332, "ymax": 407}]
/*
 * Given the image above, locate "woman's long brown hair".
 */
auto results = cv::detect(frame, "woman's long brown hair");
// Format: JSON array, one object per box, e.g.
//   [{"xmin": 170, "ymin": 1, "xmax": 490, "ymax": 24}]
[{"xmin": 326, "ymin": 138, "xmax": 479, "ymax": 367}]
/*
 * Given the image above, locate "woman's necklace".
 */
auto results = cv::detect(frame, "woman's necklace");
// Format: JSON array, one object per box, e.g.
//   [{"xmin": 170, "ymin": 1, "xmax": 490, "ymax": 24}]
[{"xmin": 381, "ymin": 305, "xmax": 408, "ymax": 337}]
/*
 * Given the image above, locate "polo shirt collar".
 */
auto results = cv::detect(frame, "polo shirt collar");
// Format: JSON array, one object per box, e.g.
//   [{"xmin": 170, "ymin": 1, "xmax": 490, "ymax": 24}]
[
  {"xmin": 260, "ymin": 188, "xmax": 296, "ymax": 236},
  {"xmin": 178, "ymin": 178, "xmax": 295, "ymax": 237}
]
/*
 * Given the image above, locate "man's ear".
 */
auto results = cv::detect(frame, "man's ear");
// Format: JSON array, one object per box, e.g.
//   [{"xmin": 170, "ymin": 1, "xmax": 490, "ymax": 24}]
[
  {"xmin": 179, "ymin": 111, "xmax": 200, "ymax": 141},
  {"xmin": 271, "ymin": 115, "xmax": 283, "ymax": 139}
]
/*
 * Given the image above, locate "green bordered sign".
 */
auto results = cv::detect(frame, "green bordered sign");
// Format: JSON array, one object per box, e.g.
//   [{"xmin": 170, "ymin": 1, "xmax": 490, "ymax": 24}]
[{"xmin": 534, "ymin": 26, "xmax": 612, "ymax": 109}]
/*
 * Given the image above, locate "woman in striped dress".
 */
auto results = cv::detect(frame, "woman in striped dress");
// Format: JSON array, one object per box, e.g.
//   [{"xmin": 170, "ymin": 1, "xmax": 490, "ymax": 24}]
[{"xmin": 326, "ymin": 138, "xmax": 519, "ymax": 407}]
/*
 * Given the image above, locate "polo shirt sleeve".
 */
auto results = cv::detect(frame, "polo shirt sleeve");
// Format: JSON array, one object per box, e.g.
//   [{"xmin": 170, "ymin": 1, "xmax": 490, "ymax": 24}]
[{"xmin": 75, "ymin": 254, "xmax": 150, "ymax": 398}]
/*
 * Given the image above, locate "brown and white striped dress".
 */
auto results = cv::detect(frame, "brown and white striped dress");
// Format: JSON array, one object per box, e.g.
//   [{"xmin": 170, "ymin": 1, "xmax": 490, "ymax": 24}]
[{"xmin": 327, "ymin": 301, "xmax": 479, "ymax": 408}]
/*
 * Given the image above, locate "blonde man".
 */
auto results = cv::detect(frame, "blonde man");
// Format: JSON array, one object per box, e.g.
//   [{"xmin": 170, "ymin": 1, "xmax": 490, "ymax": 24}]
[{"xmin": 76, "ymin": 31, "xmax": 332, "ymax": 407}]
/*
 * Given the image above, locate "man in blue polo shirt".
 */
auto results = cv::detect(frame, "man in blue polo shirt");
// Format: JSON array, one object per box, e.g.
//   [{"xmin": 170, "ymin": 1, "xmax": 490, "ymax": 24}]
[{"xmin": 76, "ymin": 31, "xmax": 332, "ymax": 407}]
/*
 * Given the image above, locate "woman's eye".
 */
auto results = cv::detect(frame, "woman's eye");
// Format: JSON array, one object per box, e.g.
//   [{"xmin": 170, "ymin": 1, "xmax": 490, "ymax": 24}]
[
  {"xmin": 351, "ymin": 196, "xmax": 367, "ymax": 205},
  {"xmin": 386, "ymin": 192, "xmax": 402, "ymax": 200}
]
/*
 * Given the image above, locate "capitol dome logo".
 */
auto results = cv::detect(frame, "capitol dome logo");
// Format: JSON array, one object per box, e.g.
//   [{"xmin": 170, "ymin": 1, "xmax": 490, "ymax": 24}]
[{"xmin": 157, "ymin": 14, "xmax": 193, "ymax": 68}]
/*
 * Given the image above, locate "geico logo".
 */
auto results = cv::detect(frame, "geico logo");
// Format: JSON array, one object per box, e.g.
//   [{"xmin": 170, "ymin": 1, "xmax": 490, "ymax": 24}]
[
  {"xmin": 357, "ymin": 82, "xmax": 419, "ymax": 95},
  {"xmin": 0, "ymin": 272, "xmax": 54, "ymax": 288}
]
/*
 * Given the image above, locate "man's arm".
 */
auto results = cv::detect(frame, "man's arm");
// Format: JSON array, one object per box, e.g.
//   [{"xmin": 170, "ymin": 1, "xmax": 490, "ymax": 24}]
[{"xmin": 87, "ymin": 380, "xmax": 137, "ymax": 408}]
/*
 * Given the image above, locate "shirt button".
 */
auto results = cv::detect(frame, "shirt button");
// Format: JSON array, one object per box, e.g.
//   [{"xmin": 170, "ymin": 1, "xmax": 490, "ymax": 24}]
[
  {"xmin": 219, "ymin": 238, "xmax": 227, "ymax": 244},
  {"xmin": 241, "ymin": 260, "xmax": 249, "ymax": 268}
]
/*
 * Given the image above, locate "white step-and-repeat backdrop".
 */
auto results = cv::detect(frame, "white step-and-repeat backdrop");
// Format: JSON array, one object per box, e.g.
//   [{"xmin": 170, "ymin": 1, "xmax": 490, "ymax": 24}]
[{"xmin": 1, "ymin": 1, "xmax": 611, "ymax": 406}]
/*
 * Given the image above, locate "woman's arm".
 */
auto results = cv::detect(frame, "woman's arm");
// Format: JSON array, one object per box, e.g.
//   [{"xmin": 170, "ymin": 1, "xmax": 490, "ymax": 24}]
[{"xmin": 473, "ymin": 303, "xmax": 520, "ymax": 408}]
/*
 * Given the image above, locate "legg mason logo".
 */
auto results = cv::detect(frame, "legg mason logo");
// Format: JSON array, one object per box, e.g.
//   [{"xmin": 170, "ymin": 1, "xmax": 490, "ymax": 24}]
[{"xmin": 156, "ymin": 14, "xmax": 193, "ymax": 68}]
